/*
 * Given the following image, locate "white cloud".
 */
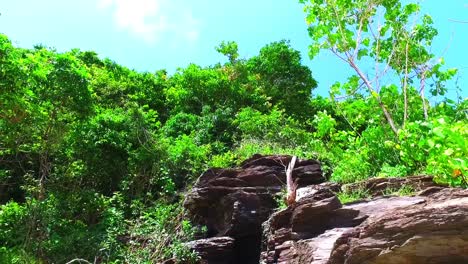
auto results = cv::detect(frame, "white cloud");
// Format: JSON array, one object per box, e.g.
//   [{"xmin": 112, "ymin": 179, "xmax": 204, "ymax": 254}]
[
  {"xmin": 183, "ymin": 12, "xmax": 201, "ymax": 42},
  {"xmin": 98, "ymin": 0, "xmax": 200, "ymax": 44}
]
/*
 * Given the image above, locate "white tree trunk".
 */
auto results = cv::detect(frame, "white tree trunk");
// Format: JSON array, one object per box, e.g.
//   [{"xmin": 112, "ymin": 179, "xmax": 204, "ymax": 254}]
[{"xmin": 286, "ymin": 156, "xmax": 297, "ymax": 206}]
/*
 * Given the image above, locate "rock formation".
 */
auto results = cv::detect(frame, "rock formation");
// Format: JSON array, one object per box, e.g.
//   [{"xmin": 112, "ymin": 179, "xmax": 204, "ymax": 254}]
[
  {"xmin": 180, "ymin": 155, "xmax": 468, "ymax": 264},
  {"xmin": 183, "ymin": 155, "xmax": 324, "ymax": 263}
]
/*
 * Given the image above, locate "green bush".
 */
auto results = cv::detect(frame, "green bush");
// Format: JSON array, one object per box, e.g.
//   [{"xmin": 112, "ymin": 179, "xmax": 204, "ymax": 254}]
[
  {"xmin": 0, "ymin": 202, "xmax": 27, "ymax": 247},
  {"xmin": 399, "ymin": 117, "xmax": 467, "ymax": 187},
  {"xmin": 330, "ymin": 149, "xmax": 372, "ymax": 184}
]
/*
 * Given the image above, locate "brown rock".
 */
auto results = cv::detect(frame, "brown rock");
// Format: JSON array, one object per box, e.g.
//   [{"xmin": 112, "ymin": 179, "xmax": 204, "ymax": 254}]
[
  {"xmin": 262, "ymin": 181, "xmax": 466, "ymax": 264},
  {"xmin": 262, "ymin": 188, "xmax": 353, "ymax": 263},
  {"xmin": 184, "ymin": 155, "xmax": 323, "ymax": 263},
  {"xmin": 184, "ymin": 155, "xmax": 324, "ymax": 234},
  {"xmin": 329, "ymin": 188, "xmax": 468, "ymax": 264},
  {"xmin": 185, "ymin": 237, "xmax": 235, "ymax": 264},
  {"xmin": 184, "ymin": 158, "xmax": 464, "ymax": 264}
]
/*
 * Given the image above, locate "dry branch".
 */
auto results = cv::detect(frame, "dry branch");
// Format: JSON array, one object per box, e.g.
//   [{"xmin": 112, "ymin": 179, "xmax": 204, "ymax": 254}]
[{"xmin": 286, "ymin": 156, "xmax": 298, "ymax": 206}]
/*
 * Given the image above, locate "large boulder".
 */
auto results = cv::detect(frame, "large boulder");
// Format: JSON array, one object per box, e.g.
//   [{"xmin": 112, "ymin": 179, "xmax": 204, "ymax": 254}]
[
  {"xmin": 330, "ymin": 188, "xmax": 468, "ymax": 264},
  {"xmin": 184, "ymin": 155, "xmax": 324, "ymax": 235},
  {"xmin": 183, "ymin": 155, "xmax": 324, "ymax": 263},
  {"xmin": 185, "ymin": 237, "xmax": 235, "ymax": 264},
  {"xmin": 261, "ymin": 177, "xmax": 468, "ymax": 264}
]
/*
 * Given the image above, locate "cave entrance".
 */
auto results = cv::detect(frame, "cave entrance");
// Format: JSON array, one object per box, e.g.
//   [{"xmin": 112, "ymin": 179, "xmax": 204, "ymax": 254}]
[{"xmin": 233, "ymin": 233, "xmax": 262, "ymax": 264}]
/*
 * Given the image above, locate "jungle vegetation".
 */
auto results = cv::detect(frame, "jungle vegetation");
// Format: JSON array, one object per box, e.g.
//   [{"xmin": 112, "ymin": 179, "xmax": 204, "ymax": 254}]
[{"xmin": 0, "ymin": 0, "xmax": 466, "ymax": 262}]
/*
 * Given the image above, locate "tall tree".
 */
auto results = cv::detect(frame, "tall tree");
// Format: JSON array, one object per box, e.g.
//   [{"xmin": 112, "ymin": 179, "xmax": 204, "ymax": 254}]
[
  {"xmin": 247, "ymin": 40, "xmax": 318, "ymax": 119},
  {"xmin": 299, "ymin": 0, "xmax": 458, "ymax": 134}
]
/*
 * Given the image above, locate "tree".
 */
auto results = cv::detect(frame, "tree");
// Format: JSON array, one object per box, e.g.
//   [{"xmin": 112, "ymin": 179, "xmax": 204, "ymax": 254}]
[
  {"xmin": 216, "ymin": 41, "xmax": 239, "ymax": 64},
  {"xmin": 299, "ymin": 0, "xmax": 458, "ymax": 134},
  {"xmin": 247, "ymin": 40, "xmax": 318, "ymax": 119}
]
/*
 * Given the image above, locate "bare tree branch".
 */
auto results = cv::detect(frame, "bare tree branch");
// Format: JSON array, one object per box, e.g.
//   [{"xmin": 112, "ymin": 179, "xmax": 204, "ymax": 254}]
[
  {"xmin": 65, "ymin": 259, "xmax": 92, "ymax": 264},
  {"xmin": 286, "ymin": 156, "xmax": 297, "ymax": 206},
  {"xmin": 403, "ymin": 40, "xmax": 409, "ymax": 128},
  {"xmin": 418, "ymin": 65, "xmax": 429, "ymax": 120},
  {"xmin": 347, "ymin": 59, "xmax": 399, "ymax": 135}
]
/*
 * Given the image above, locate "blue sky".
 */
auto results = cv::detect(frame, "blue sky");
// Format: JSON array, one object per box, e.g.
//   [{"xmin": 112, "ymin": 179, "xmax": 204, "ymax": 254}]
[{"xmin": 0, "ymin": 0, "xmax": 466, "ymax": 99}]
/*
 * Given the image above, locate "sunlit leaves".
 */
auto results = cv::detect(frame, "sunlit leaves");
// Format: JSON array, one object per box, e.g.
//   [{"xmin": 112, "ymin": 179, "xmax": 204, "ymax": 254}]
[
  {"xmin": 396, "ymin": 115, "xmax": 467, "ymax": 187},
  {"xmin": 312, "ymin": 111, "xmax": 337, "ymax": 138},
  {"xmin": 216, "ymin": 41, "xmax": 239, "ymax": 64},
  {"xmin": 247, "ymin": 40, "xmax": 317, "ymax": 119}
]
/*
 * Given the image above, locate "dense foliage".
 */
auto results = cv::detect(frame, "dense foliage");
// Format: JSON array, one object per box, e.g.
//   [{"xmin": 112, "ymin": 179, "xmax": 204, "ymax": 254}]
[{"xmin": 0, "ymin": 0, "xmax": 467, "ymax": 262}]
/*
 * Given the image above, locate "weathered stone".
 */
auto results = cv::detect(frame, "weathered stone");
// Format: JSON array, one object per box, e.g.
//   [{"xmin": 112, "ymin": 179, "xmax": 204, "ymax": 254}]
[
  {"xmin": 185, "ymin": 237, "xmax": 235, "ymax": 264},
  {"xmin": 329, "ymin": 188, "xmax": 468, "ymax": 264},
  {"xmin": 296, "ymin": 182, "xmax": 341, "ymax": 202},
  {"xmin": 183, "ymin": 158, "xmax": 465, "ymax": 264},
  {"xmin": 239, "ymin": 155, "xmax": 323, "ymax": 188},
  {"xmin": 291, "ymin": 196, "xmax": 341, "ymax": 234},
  {"xmin": 184, "ymin": 155, "xmax": 323, "ymax": 232},
  {"xmin": 262, "ymin": 188, "xmax": 350, "ymax": 263},
  {"xmin": 184, "ymin": 155, "xmax": 323, "ymax": 263},
  {"xmin": 262, "ymin": 183, "xmax": 468, "ymax": 264}
]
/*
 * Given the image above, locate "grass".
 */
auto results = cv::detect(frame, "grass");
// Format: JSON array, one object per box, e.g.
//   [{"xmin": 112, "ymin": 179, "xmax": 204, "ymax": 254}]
[
  {"xmin": 336, "ymin": 188, "xmax": 370, "ymax": 204},
  {"xmin": 337, "ymin": 184, "xmax": 416, "ymax": 204},
  {"xmin": 381, "ymin": 184, "xmax": 415, "ymax": 196}
]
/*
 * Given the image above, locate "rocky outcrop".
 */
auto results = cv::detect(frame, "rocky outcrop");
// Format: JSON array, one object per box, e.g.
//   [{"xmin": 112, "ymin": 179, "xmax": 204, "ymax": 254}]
[
  {"xmin": 329, "ymin": 188, "xmax": 468, "ymax": 264},
  {"xmin": 181, "ymin": 155, "xmax": 468, "ymax": 264},
  {"xmin": 183, "ymin": 155, "xmax": 324, "ymax": 264},
  {"xmin": 262, "ymin": 183, "xmax": 468, "ymax": 264}
]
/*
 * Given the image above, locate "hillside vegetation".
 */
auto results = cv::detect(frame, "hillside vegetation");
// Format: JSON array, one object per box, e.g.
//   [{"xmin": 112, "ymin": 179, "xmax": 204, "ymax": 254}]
[{"xmin": 0, "ymin": 0, "xmax": 467, "ymax": 262}]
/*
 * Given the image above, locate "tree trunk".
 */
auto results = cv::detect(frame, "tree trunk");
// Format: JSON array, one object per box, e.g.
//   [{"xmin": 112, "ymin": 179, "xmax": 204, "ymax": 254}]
[
  {"xmin": 349, "ymin": 60, "xmax": 399, "ymax": 135},
  {"xmin": 286, "ymin": 156, "xmax": 297, "ymax": 206}
]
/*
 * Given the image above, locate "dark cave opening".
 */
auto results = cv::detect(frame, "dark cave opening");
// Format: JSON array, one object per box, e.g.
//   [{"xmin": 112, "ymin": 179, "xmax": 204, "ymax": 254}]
[{"xmin": 232, "ymin": 233, "xmax": 262, "ymax": 264}]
